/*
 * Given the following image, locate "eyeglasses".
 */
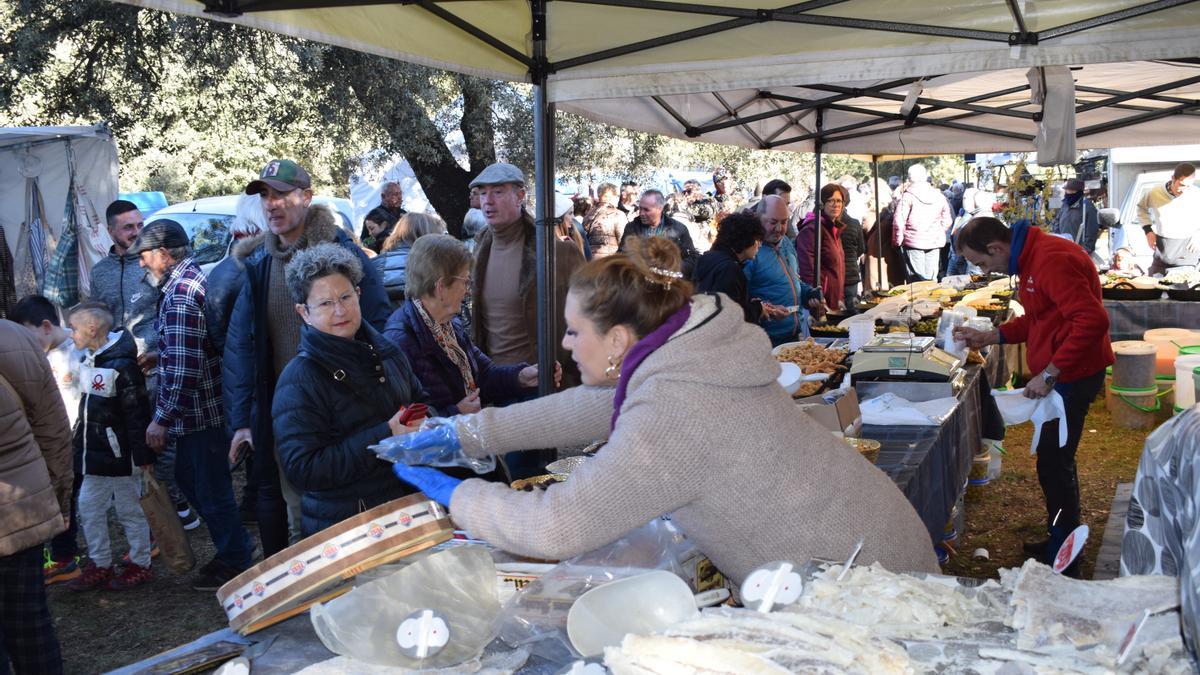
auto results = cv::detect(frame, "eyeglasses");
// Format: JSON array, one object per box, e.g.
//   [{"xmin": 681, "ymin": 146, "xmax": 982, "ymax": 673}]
[
  {"xmin": 451, "ymin": 275, "xmax": 473, "ymax": 289},
  {"xmin": 305, "ymin": 289, "xmax": 358, "ymax": 314}
]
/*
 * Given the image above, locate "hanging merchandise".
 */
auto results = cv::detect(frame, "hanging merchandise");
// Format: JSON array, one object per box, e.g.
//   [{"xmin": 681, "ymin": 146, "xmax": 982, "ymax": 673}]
[
  {"xmin": 1027, "ymin": 66, "xmax": 1077, "ymax": 166},
  {"xmin": 25, "ymin": 176, "xmax": 53, "ymax": 285},
  {"xmin": 66, "ymin": 143, "xmax": 112, "ymax": 298},
  {"xmin": 40, "ymin": 184, "xmax": 81, "ymax": 308}
]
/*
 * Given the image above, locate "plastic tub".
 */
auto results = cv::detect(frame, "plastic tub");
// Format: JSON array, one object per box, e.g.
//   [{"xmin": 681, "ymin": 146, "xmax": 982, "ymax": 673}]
[
  {"xmin": 1106, "ymin": 384, "xmax": 1162, "ymax": 430},
  {"xmin": 1144, "ymin": 328, "xmax": 1200, "ymax": 376},
  {"xmin": 1111, "ymin": 340, "xmax": 1157, "ymax": 391},
  {"xmin": 1195, "ymin": 367, "xmax": 1200, "ymax": 412},
  {"xmin": 1175, "ymin": 355, "xmax": 1200, "ymax": 409}
]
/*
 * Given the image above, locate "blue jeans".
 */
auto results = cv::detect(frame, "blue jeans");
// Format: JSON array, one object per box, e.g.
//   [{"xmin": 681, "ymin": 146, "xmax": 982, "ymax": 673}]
[{"xmin": 175, "ymin": 427, "xmax": 253, "ymax": 570}]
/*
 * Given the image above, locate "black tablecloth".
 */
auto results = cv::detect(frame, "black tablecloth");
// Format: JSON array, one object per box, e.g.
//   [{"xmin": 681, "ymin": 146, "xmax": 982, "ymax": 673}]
[
  {"xmin": 1104, "ymin": 298, "xmax": 1200, "ymax": 342},
  {"xmin": 858, "ymin": 358, "xmax": 1006, "ymax": 545}
]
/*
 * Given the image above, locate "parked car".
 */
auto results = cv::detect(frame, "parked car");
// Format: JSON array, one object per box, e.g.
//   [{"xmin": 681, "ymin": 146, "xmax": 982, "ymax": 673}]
[{"xmin": 146, "ymin": 195, "xmax": 357, "ymax": 271}]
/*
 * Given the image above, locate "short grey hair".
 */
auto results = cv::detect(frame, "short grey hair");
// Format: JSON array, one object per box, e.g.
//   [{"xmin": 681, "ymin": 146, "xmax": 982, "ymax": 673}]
[
  {"xmin": 640, "ymin": 189, "xmax": 665, "ymax": 207},
  {"xmin": 166, "ymin": 245, "xmax": 192, "ymax": 262},
  {"xmin": 406, "ymin": 234, "xmax": 471, "ymax": 300},
  {"xmin": 462, "ymin": 209, "xmax": 487, "ymax": 237},
  {"xmin": 233, "ymin": 193, "xmax": 266, "ymax": 238},
  {"xmin": 284, "ymin": 242, "xmax": 363, "ymax": 304}
]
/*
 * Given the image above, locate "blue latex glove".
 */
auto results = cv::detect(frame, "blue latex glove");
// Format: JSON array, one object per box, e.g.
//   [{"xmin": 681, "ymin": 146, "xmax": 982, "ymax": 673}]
[
  {"xmin": 392, "ymin": 462, "xmax": 462, "ymax": 508},
  {"xmin": 373, "ymin": 418, "xmax": 468, "ymax": 467}
]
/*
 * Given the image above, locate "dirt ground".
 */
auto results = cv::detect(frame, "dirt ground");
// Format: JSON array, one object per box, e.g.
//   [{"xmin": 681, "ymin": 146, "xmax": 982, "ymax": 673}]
[{"xmin": 48, "ymin": 400, "xmax": 1152, "ymax": 673}]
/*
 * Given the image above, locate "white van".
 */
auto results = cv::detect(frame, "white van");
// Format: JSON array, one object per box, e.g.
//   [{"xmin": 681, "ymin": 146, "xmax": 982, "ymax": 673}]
[{"xmin": 146, "ymin": 195, "xmax": 356, "ymax": 270}]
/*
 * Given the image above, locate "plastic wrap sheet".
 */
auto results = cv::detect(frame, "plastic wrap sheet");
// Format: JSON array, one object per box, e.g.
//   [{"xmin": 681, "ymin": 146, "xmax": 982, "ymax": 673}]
[
  {"xmin": 494, "ymin": 519, "xmax": 706, "ymax": 667},
  {"xmin": 371, "ymin": 416, "xmax": 495, "ymax": 474},
  {"xmin": 1121, "ymin": 406, "xmax": 1200, "ymax": 662}
]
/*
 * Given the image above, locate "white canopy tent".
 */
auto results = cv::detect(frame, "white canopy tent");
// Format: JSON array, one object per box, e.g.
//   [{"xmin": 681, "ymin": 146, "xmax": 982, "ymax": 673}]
[
  {"xmin": 0, "ymin": 125, "xmax": 119, "ymax": 294},
  {"xmin": 111, "ymin": 0, "xmax": 1200, "ymax": 389}
]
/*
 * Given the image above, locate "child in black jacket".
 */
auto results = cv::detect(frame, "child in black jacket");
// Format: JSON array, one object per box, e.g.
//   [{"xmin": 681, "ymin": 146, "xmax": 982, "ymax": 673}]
[{"xmin": 65, "ymin": 303, "xmax": 155, "ymax": 591}]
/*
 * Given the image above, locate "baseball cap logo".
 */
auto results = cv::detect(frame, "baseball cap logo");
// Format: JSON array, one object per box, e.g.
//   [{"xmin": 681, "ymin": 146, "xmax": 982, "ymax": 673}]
[{"xmin": 264, "ymin": 161, "xmax": 280, "ymax": 177}]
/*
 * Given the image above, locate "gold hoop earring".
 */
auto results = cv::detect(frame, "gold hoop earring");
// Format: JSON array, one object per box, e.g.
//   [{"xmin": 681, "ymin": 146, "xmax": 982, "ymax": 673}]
[{"xmin": 604, "ymin": 354, "xmax": 622, "ymax": 379}]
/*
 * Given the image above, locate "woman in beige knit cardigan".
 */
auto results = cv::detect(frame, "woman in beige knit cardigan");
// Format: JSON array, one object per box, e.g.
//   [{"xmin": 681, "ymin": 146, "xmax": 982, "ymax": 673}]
[{"xmin": 391, "ymin": 237, "xmax": 938, "ymax": 584}]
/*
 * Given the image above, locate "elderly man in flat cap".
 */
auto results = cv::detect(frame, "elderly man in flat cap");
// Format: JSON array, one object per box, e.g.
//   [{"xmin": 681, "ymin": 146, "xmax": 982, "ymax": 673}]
[
  {"xmin": 472, "ymin": 163, "xmax": 583, "ymax": 391},
  {"xmin": 223, "ymin": 159, "xmax": 390, "ymax": 561}
]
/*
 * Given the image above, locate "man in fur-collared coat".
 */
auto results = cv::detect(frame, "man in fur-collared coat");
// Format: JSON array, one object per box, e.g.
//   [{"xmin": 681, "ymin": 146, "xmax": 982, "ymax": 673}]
[{"xmin": 223, "ymin": 159, "xmax": 389, "ymax": 559}]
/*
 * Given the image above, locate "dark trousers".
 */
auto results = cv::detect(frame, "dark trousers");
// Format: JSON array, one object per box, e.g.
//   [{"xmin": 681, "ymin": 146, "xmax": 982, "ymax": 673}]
[
  {"xmin": 843, "ymin": 284, "xmax": 860, "ymax": 314},
  {"xmin": 0, "ymin": 545, "xmax": 63, "ymax": 675},
  {"xmin": 175, "ymin": 427, "xmax": 253, "ymax": 570},
  {"xmin": 255, "ymin": 465, "xmax": 290, "ymax": 558},
  {"xmin": 47, "ymin": 473, "xmax": 83, "ymax": 562},
  {"xmin": 1035, "ymin": 369, "xmax": 1106, "ymax": 535}
]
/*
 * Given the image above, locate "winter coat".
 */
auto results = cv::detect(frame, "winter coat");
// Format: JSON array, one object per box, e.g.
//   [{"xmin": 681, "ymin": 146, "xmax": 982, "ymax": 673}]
[
  {"xmin": 449, "ymin": 294, "xmax": 940, "ymax": 584},
  {"xmin": 1052, "ymin": 196, "xmax": 1100, "ymax": 254},
  {"xmin": 272, "ymin": 323, "xmax": 432, "ymax": 535},
  {"xmin": 743, "ymin": 239, "xmax": 819, "ymax": 344},
  {"xmin": 373, "ymin": 244, "xmax": 412, "ymax": 309},
  {"xmin": 0, "ymin": 321, "xmax": 73, "ymax": 556},
  {"xmin": 893, "ymin": 183, "xmax": 952, "ymax": 250},
  {"xmin": 471, "ymin": 213, "xmax": 583, "ymax": 389},
  {"xmin": 796, "ymin": 212, "xmax": 847, "ymax": 311},
  {"xmin": 74, "ymin": 329, "xmax": 154, "ymax": 476},
  {"xmin": 224, "ymin": 204, "xmax": 391, "ymax": 481},
  {"xmin": 89, "ymin": 248, "xmax": 159, "ymax": 355},
  {"xmin": 383, "ymin": 299, "xmax": 529, "ymax": 415},
  {"xmin": 204, "ymin": 237, "xmax": 257, "ymax": 357},
  {"xmin": 999, "ymin": 224, "xmax": 1114, "ymax": 383},
  {"xmin": 692, "ymin": 246, "xmax": 762, "ymax": 323},
  {"xmin": 620, "ymin": 213, "xmax": 699, "ymax": 278},
  {"xmin": 839, "ymin": 215, "xmax": 866, "ymax": 286}
]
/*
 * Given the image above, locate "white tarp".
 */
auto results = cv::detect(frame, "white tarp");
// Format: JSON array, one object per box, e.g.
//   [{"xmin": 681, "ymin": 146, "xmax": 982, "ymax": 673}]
[
  {"xmin": 118, "ymin": 1, "xmax": 1200, "ymax": 105},
  {"xmin": 348, "ymin": 155, "xmax": 435, "ymax": 230},
  {"xmin": 0, "ymin": 125, "xmax": 119, "ymax": 274},
  {"xmin": 558, "ymin": 60, "xmax": 1200, "ymax": 155}
]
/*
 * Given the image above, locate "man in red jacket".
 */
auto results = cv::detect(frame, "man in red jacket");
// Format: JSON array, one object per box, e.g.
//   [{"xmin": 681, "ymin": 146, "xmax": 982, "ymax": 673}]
[{"xmin": 954, "ymin": 217, "xmax": 1113, "ymax": 574}]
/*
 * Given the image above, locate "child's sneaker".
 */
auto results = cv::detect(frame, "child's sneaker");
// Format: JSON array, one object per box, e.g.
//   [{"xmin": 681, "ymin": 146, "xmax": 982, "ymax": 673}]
[
  {"xmin": 66, "ymin": 562, "xmax": 114, "ymax": 591},
  {"xmin": 108, "ymin": 562, "xmax": 153, "ymax": 590},
  {"xmin": 43, "ymin": 550, "xmax": 82, "ymax": 585}
]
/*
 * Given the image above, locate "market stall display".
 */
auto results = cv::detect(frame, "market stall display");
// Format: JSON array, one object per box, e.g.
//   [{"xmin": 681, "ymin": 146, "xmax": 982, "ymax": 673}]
[
  {"xmin": 603, "ymin": 560, "xmax": 1189, "ymax": 674},
  {"xmin": 772, "ymin": 339, "xmax": 849, "ymax": 398}
]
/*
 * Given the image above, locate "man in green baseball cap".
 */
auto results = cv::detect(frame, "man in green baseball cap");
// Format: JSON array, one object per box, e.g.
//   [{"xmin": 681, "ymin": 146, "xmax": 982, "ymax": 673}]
[{"xmin": 226, "ymin": 159, "xmax": 390, "ymax": 561}]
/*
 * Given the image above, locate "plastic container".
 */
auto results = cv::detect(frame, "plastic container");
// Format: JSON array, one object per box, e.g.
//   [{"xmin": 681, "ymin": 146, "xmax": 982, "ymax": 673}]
[
  {"xmin": 983, "ymin": 438, "xmax": 1004, "ymax": 481},
  {"xmin": 966, "ymin": 451, "xmax": 990, "ymax": 499},
  {"xmin": 1157, "ymin": 374, "xmax": 1177, "ymax": 422},
  {"xmin": 1174, "ymin": 355, "xmax": 1200, "ymax": 409},
  {"xmin": 1194, "ymin": 367, "xmax": 1200, "ymax": 411},
  {"xmin": 1143, "ymin": 328, "xmax": 1200, "ymax": 376},
  {"xmin": 1106, "ymin": 383, "xmax": 1162, "ymax": 430},
  {"xmin": 1110, "ymin": 340, "xmax": 1157, "ymax": 391}
]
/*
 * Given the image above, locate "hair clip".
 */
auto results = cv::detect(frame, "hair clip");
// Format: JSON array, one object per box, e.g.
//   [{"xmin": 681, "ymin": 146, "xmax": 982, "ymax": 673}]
[{"xmin": 649, "ymin": 266, "xmax": 683, "ymax": 280}]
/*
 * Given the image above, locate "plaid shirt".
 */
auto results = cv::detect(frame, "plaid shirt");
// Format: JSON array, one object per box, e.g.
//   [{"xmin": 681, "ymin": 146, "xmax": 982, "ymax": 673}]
[{"xmin": 155, "ymin": 257, "xmax": 224, "ymax": 434}]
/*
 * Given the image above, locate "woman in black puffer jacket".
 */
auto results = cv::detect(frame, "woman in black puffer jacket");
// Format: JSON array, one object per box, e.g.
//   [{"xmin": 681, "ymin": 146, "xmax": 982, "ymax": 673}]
[{"xmin": 272, "ymin": 243, "xmax": 436, "ymax": 535}]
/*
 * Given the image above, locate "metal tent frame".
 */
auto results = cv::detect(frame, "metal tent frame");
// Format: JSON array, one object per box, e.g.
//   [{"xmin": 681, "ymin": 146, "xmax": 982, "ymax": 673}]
[{"xmin": 128, "ymin": 0, "xmax": 1200, "ymax": 391}]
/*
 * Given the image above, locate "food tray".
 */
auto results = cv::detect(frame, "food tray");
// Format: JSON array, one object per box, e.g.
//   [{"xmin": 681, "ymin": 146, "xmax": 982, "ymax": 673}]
[
  {"xmin": 1102, "ymin": 282, "xmax": 1164, "ymax": 301},
  {"xmin": 1166, "ymin": 283, "xmax": 1200, "ymax": 301}
]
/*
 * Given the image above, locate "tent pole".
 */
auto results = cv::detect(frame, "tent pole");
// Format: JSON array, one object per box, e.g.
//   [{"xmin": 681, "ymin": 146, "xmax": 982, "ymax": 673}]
[
  {"xmin": 532, "ymin": 0, "xmax": 556, "ymax": 396},
  {"xmin": 872, "ymin": 155, "xmax": 882, "ymax": 292},
  {"xmin": 813, "ymin": 109, "xmax": 823, "ymax": 303}
]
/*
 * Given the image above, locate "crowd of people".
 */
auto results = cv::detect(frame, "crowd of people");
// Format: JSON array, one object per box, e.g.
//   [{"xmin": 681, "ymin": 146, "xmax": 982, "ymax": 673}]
[{"xmin": 1, "ymin": 156, "xmax": 1194, "ymax": 673}]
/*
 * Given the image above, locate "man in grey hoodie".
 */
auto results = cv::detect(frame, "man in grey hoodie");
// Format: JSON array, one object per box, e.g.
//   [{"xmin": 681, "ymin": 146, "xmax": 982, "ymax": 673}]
[{"xmin": 90, "ymin": 199, "xmax": 198, "ymax": 530}]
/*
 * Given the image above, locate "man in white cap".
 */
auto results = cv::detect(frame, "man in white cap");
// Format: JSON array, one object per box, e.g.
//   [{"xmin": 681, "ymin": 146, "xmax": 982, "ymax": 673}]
[
  {"xmin": 893, "ymin": 163, "xmax": 952, "ymax": 282},
  {"xmin": 471, "ymin": 162, "xmax": 583, "ymax": 392}
]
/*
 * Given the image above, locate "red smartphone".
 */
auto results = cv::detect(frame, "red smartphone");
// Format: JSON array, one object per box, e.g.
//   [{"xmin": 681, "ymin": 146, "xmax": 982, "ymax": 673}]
[{"xmin": 398, "ymin": 403, "xmax": 429, "ymax": 425}]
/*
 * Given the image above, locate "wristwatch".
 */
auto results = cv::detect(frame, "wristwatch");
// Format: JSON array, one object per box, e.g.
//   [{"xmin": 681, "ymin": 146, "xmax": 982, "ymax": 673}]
[{"xmin": 1042, "ymin": 371, "xmax": 1058, "ymax": 387}]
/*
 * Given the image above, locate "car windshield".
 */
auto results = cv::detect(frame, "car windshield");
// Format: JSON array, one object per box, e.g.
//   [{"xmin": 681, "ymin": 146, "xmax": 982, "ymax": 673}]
[{"xmin": 156, "ymin": 213, "xmax": 233, "ymax": 265}]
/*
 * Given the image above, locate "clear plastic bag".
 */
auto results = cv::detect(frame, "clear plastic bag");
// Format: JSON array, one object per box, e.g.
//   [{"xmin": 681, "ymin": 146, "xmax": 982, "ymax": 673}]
[
  {"xmin": 310, "ymin": 545, "xmax": 500, "ymax": 669},
  {"xmin": 371, "ymin": 416, "xmax": 495, "ymax": 474},
  {"xmin": 936, "ymin": 310, "xmax": 968, "ymax": 360},
  {"xmin": 493, "ymin": 519, "xmax": 710, "ymax": 667}
]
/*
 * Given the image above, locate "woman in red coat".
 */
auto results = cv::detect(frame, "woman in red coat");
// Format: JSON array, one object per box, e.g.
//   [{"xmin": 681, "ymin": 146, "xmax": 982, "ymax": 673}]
[{"xmin": 796, "ymin": 183, "xmax": 848, "ymax": 310}]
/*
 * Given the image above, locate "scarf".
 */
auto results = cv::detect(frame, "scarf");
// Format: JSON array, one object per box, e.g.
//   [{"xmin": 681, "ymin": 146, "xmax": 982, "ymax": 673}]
[
  {"xmin": 413, "ymin": 298, "xmax": 475, "ymax": 392},
  {"xmin": 1063, "ymin": 191, "xmax": 1083, "ymax": 207},
  {"xmin": 1008, "ymin": 219, "xmax": 1032, "ymax": 276},
  {"xmin": 610, "ymin": 302, "xmax": 692, "ymax": 431}
]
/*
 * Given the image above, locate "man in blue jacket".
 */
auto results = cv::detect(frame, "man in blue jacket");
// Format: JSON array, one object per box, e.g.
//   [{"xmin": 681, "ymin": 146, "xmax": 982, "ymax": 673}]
[
  {"xmin": 744, "ymin": 195, "xmax": 826, "ymax": 345},
  {"xmin": 223, "ymin": 159, "xmax": 390, "ymax": 557}
]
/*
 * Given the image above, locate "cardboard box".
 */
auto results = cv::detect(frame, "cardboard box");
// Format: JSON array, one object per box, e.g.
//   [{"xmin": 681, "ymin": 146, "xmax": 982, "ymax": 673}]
[{"xmin": 795, "ymin": 388, "xmax": 861, "ymax": 436}]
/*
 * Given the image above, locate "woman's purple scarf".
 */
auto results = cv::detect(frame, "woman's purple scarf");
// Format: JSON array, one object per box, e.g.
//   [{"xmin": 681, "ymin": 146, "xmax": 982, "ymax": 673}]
[{"xmin": 610, "ymin": 302, "xmax": 692, "ymax": 431}]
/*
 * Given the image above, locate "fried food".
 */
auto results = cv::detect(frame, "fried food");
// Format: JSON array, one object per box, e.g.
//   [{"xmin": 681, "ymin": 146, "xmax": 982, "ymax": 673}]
[
  {"xmin": 968, "ymin": 300, "xmax": 1006, "ymax": 311},
  {"xmin": 775, "ymin": 339, "xmax": 848, "ymax": 376}
]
